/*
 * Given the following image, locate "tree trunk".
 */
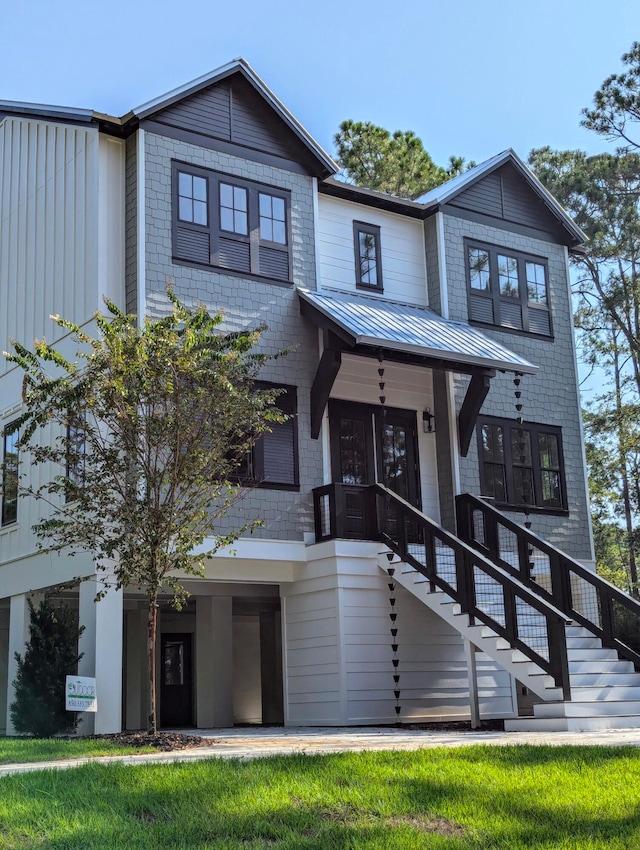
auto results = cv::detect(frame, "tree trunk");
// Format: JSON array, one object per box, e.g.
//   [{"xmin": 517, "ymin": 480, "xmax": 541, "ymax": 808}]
[{"xmin": 147, "ymin": 592, "xmax": 158, "ymax": 734}]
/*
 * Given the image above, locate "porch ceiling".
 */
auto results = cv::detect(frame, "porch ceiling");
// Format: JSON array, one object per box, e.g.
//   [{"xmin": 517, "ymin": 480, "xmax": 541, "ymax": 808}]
[{"xmin": 298, "ymin": 288, "xmax": 538, "ymax": 375}]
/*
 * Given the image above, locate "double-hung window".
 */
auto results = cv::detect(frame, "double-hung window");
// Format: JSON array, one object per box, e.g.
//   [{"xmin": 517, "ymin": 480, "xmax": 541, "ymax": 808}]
[
  {"xmin": 466, "ymin": 241, "xmax": 551, "ymax": 336},
  {"xmin": 173, "ymin": 163, "xmax": 291, "ymax": 283},
  {"xmin": 353, "ymin": 222, "xmax": 383, "ymax": 291},
  {"xmin": 2, "ymin": 424, "xmax": 19, "ymax": 526},
  {"xmin": 477, "ymin": 416, "xmax": 566, "ymax": 513}
]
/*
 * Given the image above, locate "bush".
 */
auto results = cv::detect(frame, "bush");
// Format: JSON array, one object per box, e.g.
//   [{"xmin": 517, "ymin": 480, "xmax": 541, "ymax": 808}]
[{"xmin": 10, "ymin": 596, "xmax": 84, "ymax": 737}]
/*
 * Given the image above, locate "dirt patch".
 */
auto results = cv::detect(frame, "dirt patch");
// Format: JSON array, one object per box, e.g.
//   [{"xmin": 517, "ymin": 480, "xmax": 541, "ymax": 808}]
[
  {"xmin": 88, "ymin": 731, "xmax": 212, "ymax": 751},
  {"xmin": 386, "ymin": 814, "xmax": 465, "ymax": 836},
  {"xmin": 403, "ymin": 719, "xmax": 504, "ymax": 732}
]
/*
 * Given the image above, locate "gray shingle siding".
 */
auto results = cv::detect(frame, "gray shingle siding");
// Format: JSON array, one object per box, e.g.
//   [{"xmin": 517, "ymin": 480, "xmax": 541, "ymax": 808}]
[
  {"xmin": 441, "ymin": 214, "xmax": 592, "ymax": 561},
  {"xmin": 124, "ymin": 136, "xmax": 138, "ymax": 316},
  {"xmin": 143, "ymin": 131, "xmax": 322, "ymax": 541}
]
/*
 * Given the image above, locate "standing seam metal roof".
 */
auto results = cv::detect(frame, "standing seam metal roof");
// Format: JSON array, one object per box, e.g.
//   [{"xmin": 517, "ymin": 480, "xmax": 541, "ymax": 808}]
[{"xmin": 298, "ymin": 288, "xmax": 538, "ymax": 374}]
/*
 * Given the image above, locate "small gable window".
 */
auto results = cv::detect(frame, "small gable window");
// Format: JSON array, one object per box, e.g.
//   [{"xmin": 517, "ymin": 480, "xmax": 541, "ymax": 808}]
[
  {"xmin": 466, "ymin": 241, "xmax": 551, "ymax": 337},
  {"xmin": 173, "ymin": 163, "xmax": 291, "ymax": 283},
  {"xmin": 353, "ymin": 222, "xmax": 383, "ymax": 291}
]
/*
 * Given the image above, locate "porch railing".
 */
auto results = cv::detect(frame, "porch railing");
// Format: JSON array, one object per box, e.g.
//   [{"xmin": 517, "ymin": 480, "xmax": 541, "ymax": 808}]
[
  {"xmin": 313, "ymin": 482, "xmax": 571, "ymax": 697},
  {"xmin": 456, "ymin": 493, "xmax": 640, "ymax": 669}
]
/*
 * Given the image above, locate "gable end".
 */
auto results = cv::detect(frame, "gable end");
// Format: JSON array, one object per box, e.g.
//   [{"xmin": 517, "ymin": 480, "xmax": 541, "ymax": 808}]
[
  {"xmin": 147, "ymin": 72, "xmax": 320, "ymax": 174},
  {"xmin": 447, "ymin": 163, "xmax": 567, "ymax": 240}
]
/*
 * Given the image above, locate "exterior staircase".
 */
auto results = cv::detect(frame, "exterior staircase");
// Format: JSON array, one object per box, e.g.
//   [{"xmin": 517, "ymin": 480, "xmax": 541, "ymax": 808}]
[{"xmin": 375, "ymin": 486, "xmax": 640, "ymax": 732}]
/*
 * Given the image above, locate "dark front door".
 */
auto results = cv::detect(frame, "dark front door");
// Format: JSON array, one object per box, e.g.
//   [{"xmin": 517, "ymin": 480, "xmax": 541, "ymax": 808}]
[
  {"xmin": 328, "ymin": 401, "xmax": 420, "ymax": 538},
  {"xmin": 160, "ymin": 633, "xmax": 193, "ymax": 727}
]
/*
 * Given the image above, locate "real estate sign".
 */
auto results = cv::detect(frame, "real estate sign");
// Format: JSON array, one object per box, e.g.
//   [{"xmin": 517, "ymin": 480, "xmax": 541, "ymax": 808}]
[{"xmin": 65, "ymin": 676, "xmax": 97, "ymax": 712}]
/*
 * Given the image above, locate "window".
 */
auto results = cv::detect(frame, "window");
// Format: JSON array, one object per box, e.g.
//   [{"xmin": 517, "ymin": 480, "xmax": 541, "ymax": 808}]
[
  {"xmin": 2, "ymin": 424, "xmax": 19, "ymax": 526},
  {"xmin": 173, "ymin": 163, "xmax": 291, "ymax": 283},
  {"xmin": 234, "ymin": 385, "xmax": 299, "ymax": 489},
  {"xmin": 466, "ymin": 242, "xmax": 551, "ymax": 336},
  {"xmin": 477, "ymin": 417, "xmax": 566, "ymax": 512},
  {"xmin": 353, "ymin": 222, "xmax": 383, "ymax": 291},
  {"xmin": 66, "ymin": 414, "xmax": 86, "ymax": 501}
]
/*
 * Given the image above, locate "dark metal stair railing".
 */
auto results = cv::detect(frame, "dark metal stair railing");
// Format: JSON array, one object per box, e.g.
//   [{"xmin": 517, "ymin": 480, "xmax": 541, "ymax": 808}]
[
  {"xmin": 456, "ymin": 493, "xmax": 640, "ymax": 669},
  {"xmin": 371, "ymin": 484, "xmax": 571, "ymax": 699}
]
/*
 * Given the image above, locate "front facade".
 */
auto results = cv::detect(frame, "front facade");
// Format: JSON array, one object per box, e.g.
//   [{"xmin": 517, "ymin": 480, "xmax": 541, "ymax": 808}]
[{"xmin": 0, "ymin": 61, "xmax": 606, "ymax": 735}]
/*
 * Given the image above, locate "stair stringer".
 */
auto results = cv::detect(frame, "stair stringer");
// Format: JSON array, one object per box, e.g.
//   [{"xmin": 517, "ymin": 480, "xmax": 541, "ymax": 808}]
[{"xmin": 381, "ymin": 556, "xmax": 564, "ymax": 703}]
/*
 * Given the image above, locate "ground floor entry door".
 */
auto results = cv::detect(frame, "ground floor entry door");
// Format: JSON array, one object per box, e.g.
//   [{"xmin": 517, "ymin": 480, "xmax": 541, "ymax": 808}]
[
  {"xmin": 160, "ymin": 633, "xmax": 193, "ymax": 728},
  {"xmin": 328, "ymin": 401, "xmax": 421, "ymax": 537}
]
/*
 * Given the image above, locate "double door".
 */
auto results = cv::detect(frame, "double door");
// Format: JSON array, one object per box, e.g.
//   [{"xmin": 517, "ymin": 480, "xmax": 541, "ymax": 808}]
[{"xmin": 329, "ymin": 401, "xmax": 421, "ymax": 538}]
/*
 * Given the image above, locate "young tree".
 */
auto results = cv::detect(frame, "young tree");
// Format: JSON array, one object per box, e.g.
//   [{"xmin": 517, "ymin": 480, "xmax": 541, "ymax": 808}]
[
  {"xmin": 4, "ymin": 292, "xmax": 285, "ymax": 733},
  {"xmin": 334, "ymin": 120, "xmax": 474, "ymax": 200},
  {"xmin": 11, "ymin": 595, "xmax": 85, "ymax": 738}
]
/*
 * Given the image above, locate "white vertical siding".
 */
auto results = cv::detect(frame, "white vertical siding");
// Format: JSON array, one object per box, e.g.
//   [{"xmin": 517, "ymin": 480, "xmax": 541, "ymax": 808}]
[
  {"xmin": 0, "ymin": 118, "xmax": 101, "ymax": 375},
  {"xmin": 317, "ymin": 195, "xmax": 428, "ymax": 306}
]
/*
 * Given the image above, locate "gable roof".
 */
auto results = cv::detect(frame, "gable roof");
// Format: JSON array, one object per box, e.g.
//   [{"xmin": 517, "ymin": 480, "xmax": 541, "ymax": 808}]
[
  {"xmin": 320, "ymin": 149, "xmax": 586, "ymax": 248},
  {"xmin": 415, "ymin": 149, "xmax": 586, "ymax": 245},
  {"xmin": 127, "ymin": 59, "xmax": 338, "ymax": 178}
]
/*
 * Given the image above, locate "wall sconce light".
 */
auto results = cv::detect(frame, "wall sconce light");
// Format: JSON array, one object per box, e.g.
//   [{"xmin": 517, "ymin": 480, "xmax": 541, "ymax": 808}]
[{"xmin": 422, "ymin": 407, "xmax": 435, "ymax": 433}]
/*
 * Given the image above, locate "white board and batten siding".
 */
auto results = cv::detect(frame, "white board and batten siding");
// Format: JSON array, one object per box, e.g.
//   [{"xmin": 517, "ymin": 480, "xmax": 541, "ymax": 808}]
[
  {"xmin": 331, "ymin": 356, "xmax": 440, "ymax": 522},
  {"xmin": 317, "ymin": 195, "xmax": 428, "ymax": 306},
  {"xmin": 0, "ymin": 117, "xmax": 125, "ymax": 579}
]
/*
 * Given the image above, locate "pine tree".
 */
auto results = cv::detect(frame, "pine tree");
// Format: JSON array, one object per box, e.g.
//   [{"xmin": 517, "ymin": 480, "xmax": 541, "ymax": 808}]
[{"xmin": 10, "ymin": 596, "xmax": 84, "ymax": 737}]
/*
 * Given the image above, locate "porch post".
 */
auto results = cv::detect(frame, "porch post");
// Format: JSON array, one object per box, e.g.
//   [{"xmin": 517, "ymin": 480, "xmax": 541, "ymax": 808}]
[
  {"xmin": 196, "ymin": 596, "xmax": 233, "ymax": 728},
  {"xmin": 78, "ymin": 576, "xmax": 123, "ymax": 734},
  {"xmin": 464, "ymin": 638, "xmax": 480, "ymax": 729}
]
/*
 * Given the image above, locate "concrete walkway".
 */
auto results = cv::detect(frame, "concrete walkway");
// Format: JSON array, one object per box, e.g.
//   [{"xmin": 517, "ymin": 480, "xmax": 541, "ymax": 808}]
[{"xmin": 4, "ymin": 725, "xmax": 640, "ymax": 777}]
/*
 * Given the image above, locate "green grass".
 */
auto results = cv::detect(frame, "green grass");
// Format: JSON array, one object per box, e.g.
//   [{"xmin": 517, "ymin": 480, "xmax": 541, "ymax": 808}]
[
  {"xmin": 0, "ymin": 737, "xmax": 155, "ymax": 764},
  {"xmin": 0, "ymin": 746, "xmax": 639, "ymax": 848}
]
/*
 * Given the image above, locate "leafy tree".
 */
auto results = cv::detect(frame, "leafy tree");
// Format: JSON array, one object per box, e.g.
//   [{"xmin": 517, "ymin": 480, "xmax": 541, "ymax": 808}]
[
  {"xmin": 334, "ymin": 120, "xmax": 474, "ymax": 200},
  {"xmin": 4, "ymin": 291, "xmax": 285, "ymax": 733},
  {"xmin": 582, "ymin": 41, "xmax": 640, "ymax": 152},
  {"xmin": 10, "ymin": 595, "xmax": 84, "ymax": 738}
]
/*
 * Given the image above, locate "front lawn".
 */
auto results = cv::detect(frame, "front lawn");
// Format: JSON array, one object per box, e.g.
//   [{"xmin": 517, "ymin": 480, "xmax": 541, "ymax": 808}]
[
  {"xmin": 0, "ymin": 745, "xmax": 639, "ymax": 848},
  {"xmin": 0, "ymin": 737, "xmax": 156, "ymax": 764}
]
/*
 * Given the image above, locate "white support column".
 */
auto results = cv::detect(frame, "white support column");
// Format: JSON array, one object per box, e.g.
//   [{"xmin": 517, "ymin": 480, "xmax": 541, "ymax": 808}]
[
  {"xmin": 6, "ymin": 594, "xmax": 30, "ymax": 735},
  {"xmin": 464, "ymin": 638, "xmax": 480, "ymax": 729},
  {"xmin": 78, "ymin": 576, "xmax": 123, "ymax": 735},
  {"xmin": 196, "ymin": 596, "xmax": 233, "ymax": 728}
]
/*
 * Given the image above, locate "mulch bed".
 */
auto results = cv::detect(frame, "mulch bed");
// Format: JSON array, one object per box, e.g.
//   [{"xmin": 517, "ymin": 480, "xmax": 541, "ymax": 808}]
[{"xmin": 90, "ymin": 731, "xmax": 212, "ymax": 751}]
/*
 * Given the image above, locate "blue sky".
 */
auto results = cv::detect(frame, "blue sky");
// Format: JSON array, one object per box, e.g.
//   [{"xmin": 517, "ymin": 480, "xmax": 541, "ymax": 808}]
[{"xmin": 3, "ymin": 0, "xmax": 639, "ymax": 167}]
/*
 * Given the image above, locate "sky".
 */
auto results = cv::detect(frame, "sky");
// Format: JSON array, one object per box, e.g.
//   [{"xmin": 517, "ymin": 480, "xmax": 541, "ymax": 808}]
[
  {"xmin": 3, "ymin": 0, "xmax": 638, "ymax": 399},
  {"xmin": 3, "ymin": 0, "xmax": 639, "ymax": 167}
]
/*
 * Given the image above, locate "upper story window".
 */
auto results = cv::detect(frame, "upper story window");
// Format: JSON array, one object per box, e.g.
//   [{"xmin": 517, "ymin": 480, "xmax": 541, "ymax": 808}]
[
  {"xmin": 232, "ymin": 384, "xmax": 299, "ymax": 489},
  {"xmin": 466, "ymin": 241, "xmax": 551, "ymax": 337},
  {"xmin": 353, "ymin": 222, "xmax": 383, "ymax": 291},
  {"xmin": 173, "ymin": 163, "xmax": 291, "ymax": 283},
  {"xmin": 2, "ymin": 424, "xmax": 19, "ymax": 526},
  {"xmin": 477, "ymin": 416, "xmax": 566, "ymax": 513}
]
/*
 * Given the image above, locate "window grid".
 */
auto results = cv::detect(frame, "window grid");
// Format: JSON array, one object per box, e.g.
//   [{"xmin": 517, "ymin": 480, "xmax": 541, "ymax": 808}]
[
  {"xmin": 178, "ymin": 172, "xmax": 207, "ymax": 225},
  {"xmin": 466, "ymin": 241, "xmax": 551, "ymax": 336},
  {"xmin": 219, "ymin": 183, "xmax": 248, "ymax": 235},
  {"xmin": 478, "ymin": 417, "xmax": 566, "ymax": 513},
  {"xmin": 259, "ymin": 193, "xmax": 286, "ymax": 244}
]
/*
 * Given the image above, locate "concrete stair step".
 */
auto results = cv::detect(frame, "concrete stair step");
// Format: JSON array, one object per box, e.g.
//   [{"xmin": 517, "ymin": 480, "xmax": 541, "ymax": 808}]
[
  {"xmin": 534, "ymin": 698, "xmax": 640, "ymax": 717},
  {"xmin": 505, "ymin": 714, "xmax": 640, "ymax": 732}
]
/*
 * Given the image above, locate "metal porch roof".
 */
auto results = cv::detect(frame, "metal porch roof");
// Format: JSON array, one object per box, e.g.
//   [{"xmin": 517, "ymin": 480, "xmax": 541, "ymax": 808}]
[{"xmin": 298, "ymin": 288, "xmax": 538, "ymax": 375}]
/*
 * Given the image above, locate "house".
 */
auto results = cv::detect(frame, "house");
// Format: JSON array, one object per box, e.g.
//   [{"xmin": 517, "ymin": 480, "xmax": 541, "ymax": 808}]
[{"xmin": 1, "ymin": 60, "xmax": 638, "ymax": 735}]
